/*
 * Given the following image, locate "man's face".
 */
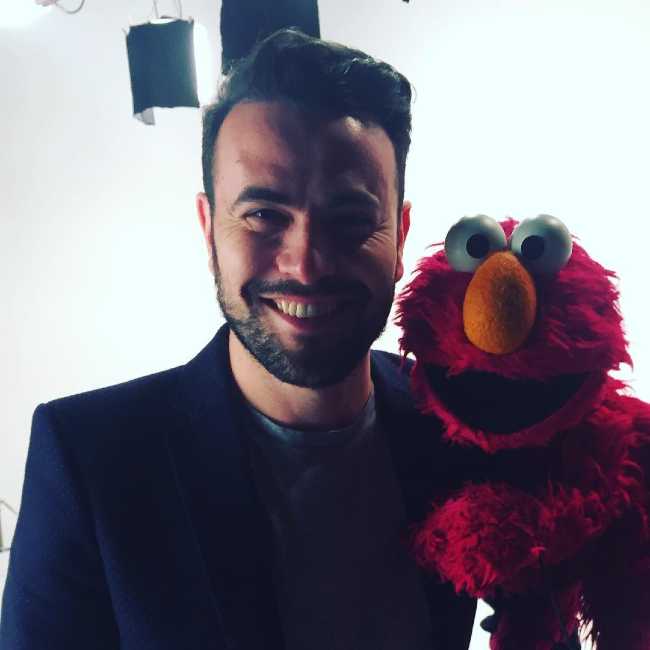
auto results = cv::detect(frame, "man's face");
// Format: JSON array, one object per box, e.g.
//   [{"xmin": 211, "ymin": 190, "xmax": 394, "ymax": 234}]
[{"xmin": 197, "ymin": 100, "xmax": 410, "ymax": 388}]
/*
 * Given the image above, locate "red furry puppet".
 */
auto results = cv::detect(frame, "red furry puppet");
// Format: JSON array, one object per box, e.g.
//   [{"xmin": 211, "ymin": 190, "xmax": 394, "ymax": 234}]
[{"xmin": 396, "ymin": 215, "xmax": 650, "ymax": 650}]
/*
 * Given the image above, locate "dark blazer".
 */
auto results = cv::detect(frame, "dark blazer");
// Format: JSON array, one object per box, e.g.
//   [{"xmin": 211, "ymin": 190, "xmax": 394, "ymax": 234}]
[{"xmin": 0, "ymin": 325, "xmax": 476, "ymax": 650}]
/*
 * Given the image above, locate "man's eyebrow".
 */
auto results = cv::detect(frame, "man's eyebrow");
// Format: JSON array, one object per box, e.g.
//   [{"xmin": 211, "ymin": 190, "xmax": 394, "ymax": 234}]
[
  {"xmin": 230, "ymin": 185, "xmax": 380, "ymax": 211},
  {"xmin": 326, "ymin": 189, "xmax": 380, "ymax": 210},
  {"xmin": 230, "ymin": 186, "xmax": 293, "ymax": 211}
]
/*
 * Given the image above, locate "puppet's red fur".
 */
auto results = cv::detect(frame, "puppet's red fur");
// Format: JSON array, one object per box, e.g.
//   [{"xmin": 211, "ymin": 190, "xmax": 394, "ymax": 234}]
[{"xmin": 396, "ymin": 219, "xmax": 650, "ymax": 650}]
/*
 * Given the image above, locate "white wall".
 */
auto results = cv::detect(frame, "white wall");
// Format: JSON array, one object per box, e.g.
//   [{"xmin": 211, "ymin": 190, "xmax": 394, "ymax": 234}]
[{"xmin": 2, "ymin": 1, "xmax": 649, "ymax": 647}]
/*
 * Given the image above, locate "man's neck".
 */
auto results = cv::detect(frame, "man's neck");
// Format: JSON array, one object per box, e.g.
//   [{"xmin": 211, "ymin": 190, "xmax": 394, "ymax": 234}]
[{"xmin": 228, "ymin": 331, "xmax": 373, "ymax": 431}]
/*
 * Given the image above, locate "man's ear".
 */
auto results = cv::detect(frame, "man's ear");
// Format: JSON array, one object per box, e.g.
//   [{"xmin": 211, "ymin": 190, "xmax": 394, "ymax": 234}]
[
  {"xmin": 196, "ymin": 192, "xmax": 215, "ymax": 275},
  {"xmin": 394, "ymin": 200, "xmax": 411, "ymax": 282}
]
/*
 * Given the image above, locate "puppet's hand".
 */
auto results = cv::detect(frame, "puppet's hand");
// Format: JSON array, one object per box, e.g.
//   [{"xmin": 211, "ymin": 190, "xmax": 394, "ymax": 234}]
[
  {"xmin": 413, "ymin": 483, "xmax": 549, "ymax": 596},
  {"xmin": 414, "ymin": 478, "xmax": 621, "ymax": 596}
]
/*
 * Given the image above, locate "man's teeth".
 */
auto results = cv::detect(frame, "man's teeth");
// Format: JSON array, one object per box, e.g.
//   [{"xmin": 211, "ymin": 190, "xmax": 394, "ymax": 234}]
[{"xmin": 273, "ymin": 300, "xmax": 337, "ymax": 318}]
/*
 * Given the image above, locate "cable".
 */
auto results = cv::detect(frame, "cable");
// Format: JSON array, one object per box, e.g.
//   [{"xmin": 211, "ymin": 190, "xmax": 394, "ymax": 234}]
[
  {"xmin": 153, "ymin": 0, "xmax": 182, "ymax": 19},
  {"xmin": 152, "ymin": 1, "xmax": 182, "ymax": 20},
  {"xmin": 150, "ymin": 0, "xmax": 183, "ymax": 20},
  {"xmin": 0, "ymin": 500, "xmax": 17, "ymax": 516},
  {"xmin": 54, "ymin": 0, "xmax": 86, "ymax": 14}
]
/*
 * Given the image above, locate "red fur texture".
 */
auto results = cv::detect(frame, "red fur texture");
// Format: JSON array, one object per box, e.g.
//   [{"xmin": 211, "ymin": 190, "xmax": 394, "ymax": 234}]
[{"xmin": 396, "ymin": 220, "xmax": 650, "ymax": 650}]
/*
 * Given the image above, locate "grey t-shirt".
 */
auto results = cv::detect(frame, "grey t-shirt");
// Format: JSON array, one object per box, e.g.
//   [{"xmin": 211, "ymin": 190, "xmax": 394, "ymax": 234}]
[{"xmin": 245, "ymin": 392, "xmax": 434, "ymax": 650}]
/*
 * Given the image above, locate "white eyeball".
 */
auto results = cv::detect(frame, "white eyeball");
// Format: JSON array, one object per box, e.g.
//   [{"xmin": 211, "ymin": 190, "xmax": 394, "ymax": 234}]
[
  {"xmin": 510, "ymin": 214, "xmax": 573, "ymax": 274},
  {"xmin": 444, "ymin": 215, "xmax": 508, "ymax": 272}
]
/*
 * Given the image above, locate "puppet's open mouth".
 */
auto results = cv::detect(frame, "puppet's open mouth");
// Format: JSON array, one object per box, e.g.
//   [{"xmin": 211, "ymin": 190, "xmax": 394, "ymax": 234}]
[{"xmin": 424, "ymin": 366, "xmax": 590, "ymax": 434}]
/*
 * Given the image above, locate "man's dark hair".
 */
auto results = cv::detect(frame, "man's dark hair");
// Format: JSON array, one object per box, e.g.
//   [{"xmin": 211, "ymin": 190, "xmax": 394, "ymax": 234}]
[{"xmin": 201, "ymin": 28, "xmax": 413, "ymax": 218}]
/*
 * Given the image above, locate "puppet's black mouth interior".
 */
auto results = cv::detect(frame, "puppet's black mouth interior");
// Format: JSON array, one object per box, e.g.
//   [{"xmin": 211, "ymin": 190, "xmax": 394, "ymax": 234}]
[{"xmin": 424, "ymin": 366, "xmax": 590, "ymax": 434}]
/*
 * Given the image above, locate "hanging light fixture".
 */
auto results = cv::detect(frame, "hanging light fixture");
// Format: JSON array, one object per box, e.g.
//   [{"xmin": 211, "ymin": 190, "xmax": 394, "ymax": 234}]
[
  {"xmin": 125, "ymin": 1, "xmax": 211, "ymax": 125},
  {"xmin": 220, "ymin": 0, "xmax": 320, "ymax": 74},
  {"xmin": 29, "ymin": 0, "xmax": 212, "ymax": 122}
]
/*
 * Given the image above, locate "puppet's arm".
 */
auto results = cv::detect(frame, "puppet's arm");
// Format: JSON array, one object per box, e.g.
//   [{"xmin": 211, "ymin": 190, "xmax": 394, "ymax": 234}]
[
  {"xmin": 413, "ymin": 480, "xmax": 619, "ymax": 598},
  {"xmin": 578, "ymin": 394, "xmax": 650, "ymax": 650}
]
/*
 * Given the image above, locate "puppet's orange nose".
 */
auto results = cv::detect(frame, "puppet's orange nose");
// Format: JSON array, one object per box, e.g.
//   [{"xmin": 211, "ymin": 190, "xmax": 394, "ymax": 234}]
[{"xmin": 463, "ymin": 251, "xmax": 537, "ymax": 354}]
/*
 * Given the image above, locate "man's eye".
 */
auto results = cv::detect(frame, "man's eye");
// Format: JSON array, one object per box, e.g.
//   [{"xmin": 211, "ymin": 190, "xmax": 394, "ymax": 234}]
[{"xmin": 245, "ymin": 209, "xmax": 288, "ymax": 232}]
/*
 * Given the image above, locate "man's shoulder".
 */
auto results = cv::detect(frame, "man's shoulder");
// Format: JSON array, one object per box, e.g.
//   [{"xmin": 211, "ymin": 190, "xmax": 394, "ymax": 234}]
[
  {"xmin": 370, "ymin": 348, "xmax": 415, "ymax": 410},
  {"xmin": 370, "ymin": 348, "xmax": 410, "ymax": 365},
  {"xmin": 46, "ymin": 364, "xmax": 183, "ymax": 423},
  {"xmin": 43, "ymin": 330, "xmax": 228, "ymax": 434},
  {"xmin": 370, "ymin": 349, "xmax": 413, "ymax": 380},
  {"xmin": 37, "ymin": 365, "xmax": 190, "ymax": 462}
]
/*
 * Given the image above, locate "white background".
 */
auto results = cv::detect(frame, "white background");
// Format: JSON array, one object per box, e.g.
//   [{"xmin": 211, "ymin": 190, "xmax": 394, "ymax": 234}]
[{"xmin": 2, "ymin": 0, "xmax": 649, "ymax": 647}]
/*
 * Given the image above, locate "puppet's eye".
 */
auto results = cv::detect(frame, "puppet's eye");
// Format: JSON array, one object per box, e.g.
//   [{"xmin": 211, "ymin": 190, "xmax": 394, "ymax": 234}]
[
  {"xmin": 444, "ymin": 215, "xmax": 507, "ymax": 272},
  {"xmin": 510, "ymin": 214, "xmax": 573, "ymax": 273}
]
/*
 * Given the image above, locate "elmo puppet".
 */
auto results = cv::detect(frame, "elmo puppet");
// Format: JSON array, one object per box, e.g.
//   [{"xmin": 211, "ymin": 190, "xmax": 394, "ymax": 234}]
[{"xmin": 396, "ymin": 215, "xmax": 650, "ymax": 650}]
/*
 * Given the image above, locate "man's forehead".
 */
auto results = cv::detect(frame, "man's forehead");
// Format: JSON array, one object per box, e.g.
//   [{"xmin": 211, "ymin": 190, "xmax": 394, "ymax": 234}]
[{"xmin": 213, "ymin": 101, "xmax": 396, "ymax": 196}]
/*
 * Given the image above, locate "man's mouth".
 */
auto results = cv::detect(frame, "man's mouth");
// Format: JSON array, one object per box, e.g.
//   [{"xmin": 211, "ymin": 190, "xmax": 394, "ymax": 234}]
[
  {"xmin": 424, "ymin": 365, "xmax": 590, "ymax": 434},
  {"xmin": 266, "ymin": 298, "xmax": 341, "ymax": 319},
  {"xmin": 259, "ymin": 295, "xmax": 353, "ymax": 323}
]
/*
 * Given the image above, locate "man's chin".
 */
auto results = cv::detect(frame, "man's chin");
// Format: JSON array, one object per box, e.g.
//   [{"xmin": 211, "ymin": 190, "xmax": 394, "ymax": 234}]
[
  {"xmin": 227, "ymin": 319, "xmax": 370, "ymax": 388},
  {"xmin": 270, "ymin": 354, "xmax": 367, "ymax": 388}
]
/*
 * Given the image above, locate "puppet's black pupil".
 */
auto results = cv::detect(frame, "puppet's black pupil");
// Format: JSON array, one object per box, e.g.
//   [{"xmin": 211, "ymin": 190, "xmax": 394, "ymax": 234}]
[
  {"xmin": 522, "ymin": 235, "xmax": 545, "ymax": 260},
  {"xmin": 466, "ymin": 234, "xmax": 490, "ymax": 259}
]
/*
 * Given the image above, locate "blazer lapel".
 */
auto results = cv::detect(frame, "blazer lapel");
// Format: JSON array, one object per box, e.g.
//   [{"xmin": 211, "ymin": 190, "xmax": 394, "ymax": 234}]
[
  {"xmin": 371, "ymin": 351, "xmax": 477, "ymax": 650},
  {"xmin": 167, "ymin": 325, "xmax": 284, "ymax": 650}
]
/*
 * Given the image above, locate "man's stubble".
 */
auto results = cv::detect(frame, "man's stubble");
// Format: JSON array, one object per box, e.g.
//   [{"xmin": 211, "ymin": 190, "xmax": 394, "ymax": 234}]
[{"xmin": 210, "ymin": 239, "xmax": 394, "ymax": 388}]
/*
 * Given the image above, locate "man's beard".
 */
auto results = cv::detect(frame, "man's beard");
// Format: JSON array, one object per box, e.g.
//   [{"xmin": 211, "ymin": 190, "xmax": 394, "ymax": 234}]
[{"xmin": 212, "ymin": 266, "xmax": 394, "ymax": 389}]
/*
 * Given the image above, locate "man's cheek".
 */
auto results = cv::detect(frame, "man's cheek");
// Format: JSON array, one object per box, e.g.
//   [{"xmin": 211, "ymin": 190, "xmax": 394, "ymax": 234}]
[
  {"xmin": 215, "ymin": 234, "xmax": 252, "ymax": 273},
  {"xmin": 354, "ymin": 244, "xmax": 397, "ymax": 281}
]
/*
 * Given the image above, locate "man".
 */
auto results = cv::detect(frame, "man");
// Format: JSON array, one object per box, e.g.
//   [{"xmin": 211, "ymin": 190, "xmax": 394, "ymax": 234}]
[{"xmin": 1, "ymin": 29, "xmax": 476, "ymax": 649}]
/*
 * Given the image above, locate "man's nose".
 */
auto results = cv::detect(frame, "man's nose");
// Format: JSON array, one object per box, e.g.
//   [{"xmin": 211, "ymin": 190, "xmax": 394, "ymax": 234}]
[{"xmin": 275, "ymin": 220, "xmax": 333, "ymax": 284}]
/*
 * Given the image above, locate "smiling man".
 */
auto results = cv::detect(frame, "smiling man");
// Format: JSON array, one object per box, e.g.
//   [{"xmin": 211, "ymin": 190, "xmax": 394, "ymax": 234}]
[
  {"xmin": 1, "ymin": 28, "xmax": 475, "ymax": 650},
  {"xmin": 199, "ymin": 99, "xmax": 408, "ymax": 420}
]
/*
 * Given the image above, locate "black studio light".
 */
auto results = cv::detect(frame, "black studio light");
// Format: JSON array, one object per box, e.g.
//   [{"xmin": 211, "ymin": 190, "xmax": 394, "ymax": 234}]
[
  {"xmin": 125, "ymin": 1, "xmax": 200, "ymax": 125},
  {"xmin": 220, "ymin": 0, "xmax": 320, "ymax": 74}
]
